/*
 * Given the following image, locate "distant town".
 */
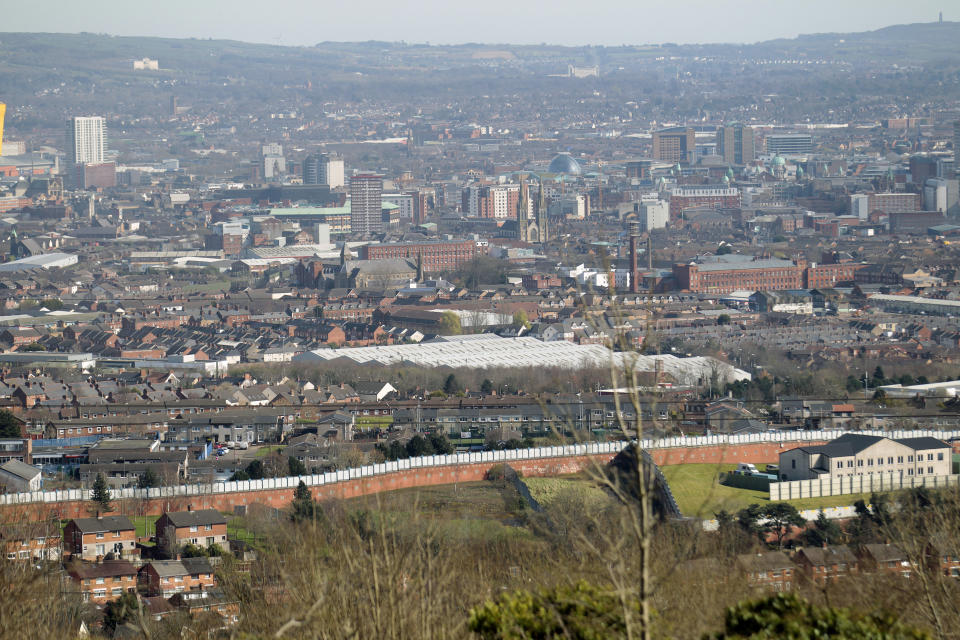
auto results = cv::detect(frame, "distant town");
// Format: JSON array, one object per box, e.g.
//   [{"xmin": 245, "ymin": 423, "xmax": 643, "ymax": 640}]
[{"xmin": 1, "ymin": 20, "xmax": 960, "ymax": 639}]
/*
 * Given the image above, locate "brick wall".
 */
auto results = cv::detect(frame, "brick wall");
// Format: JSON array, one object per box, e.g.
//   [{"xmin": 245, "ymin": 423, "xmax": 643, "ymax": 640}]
[{"xmin": 0, "ymin": 443, "xmax": 821, "ymax": 522}]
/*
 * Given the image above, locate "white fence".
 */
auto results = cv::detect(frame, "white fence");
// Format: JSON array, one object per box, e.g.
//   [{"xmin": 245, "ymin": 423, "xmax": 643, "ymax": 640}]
[
  {"xmin": 770, "ymin": 473, "xmax": 960, "ymax": 501},
  {"xmin": 703, "ymin": 505, "xmax": 860, "ymax": 531},
  {"xmin": 5, "ymin": 428, "xmax": 959, "ymax": 507}
]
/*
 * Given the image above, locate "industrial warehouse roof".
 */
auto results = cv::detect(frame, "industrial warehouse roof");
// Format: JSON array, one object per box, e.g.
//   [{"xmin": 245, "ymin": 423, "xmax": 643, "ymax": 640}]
[
  {"xmin": 692, "ymin": 255, "xmax": 795, "ymax": 272},
  {"xmin": 0, "ymin": 252, "xmax": 78, "ymax": 272},
  {"xmin": 869, "ymin": 293, "xmax": 960, "ymax": 309},
  {"xmin": 293, "ymin": 334, "xmax": 749, "ymax": 385}
]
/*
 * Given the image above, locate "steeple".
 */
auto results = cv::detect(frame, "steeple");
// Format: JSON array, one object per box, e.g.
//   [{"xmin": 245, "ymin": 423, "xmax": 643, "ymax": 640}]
[{"xmin": 537, "ymin": 177, "xmax": 548, "ymax": 243}]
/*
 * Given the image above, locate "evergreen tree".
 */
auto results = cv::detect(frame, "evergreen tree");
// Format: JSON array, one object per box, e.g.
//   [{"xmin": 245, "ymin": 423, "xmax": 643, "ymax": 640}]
[
  {"xmin": 443, "ymin": 373, "xmax": 460, "ymax": 395},
  {"xmin": 91, "ymin": 473, "xmax": 113, "ymax": 513},
  {"xmin": 761, "ymin": 503, "xmax": 805, "ymax": 549},
  {"xmin": 137, "ymin": 467, "xmax": 160, "ymax": 489},
  {"xmin": 480, "ymin": 379, "xmax": 494, "ymax": 395},
  {"xmin": 291, "ymin": 480, "xmax": 319, "ymax": 523},
  {"xmin": 0, "ymin": 410, "xmax": 22, "ymax": 438},
  {"xmin": 245, "ymin": 459, "xmax": 266, "ymax": 480},
  {"xmin": 802, "ymin": 510, "xmax": 843, "ymax": 547},
  {"xmin": 428, "ymin": 431, "xmax": 454, "ymax": 455},
  {"xmin": 103, "ymin": 592, "xmax": 140, "ymax": 635},
  {"xmin": 709, "ymin": 593, "xmax": 928, "ymax": 639},
  {"xmin": 406, "ymin": 434, "xmax": 433, "ymax": 458},
  {"xmin": 288, "ymin": 456, "xmax": 307, "ymax": 476}
]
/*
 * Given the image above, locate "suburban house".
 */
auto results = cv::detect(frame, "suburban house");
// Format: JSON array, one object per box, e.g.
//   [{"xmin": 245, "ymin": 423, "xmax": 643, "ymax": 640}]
[
  {"xmin": 64, "ymin": 515, "xmax": 137, "ymax": 561},
  {"xmin": 736, "ymin": 551, "xmax": 794, "ymax": 591},
  {"xmin": 66, "ymin": 560, "xmax": 138, "ymax": 604},
  {"xmin": 168, "ymin": 588, "xmax": 240, "ymax": 623},
  {"xmin": 0, "ymin": 522, "xmax": 61, "ymax": 561},
  {"xmin": 794, "ymin": 545, "xmax": 858, "ymax": 585},
  {"xmin": 139, "ymin": 557, "xmax": 217, "ymax": 597},
  {"xmin": 855, "ymin": 543, "xmax": 913, "ymax": 577},
  {"xmin": 778, "ymin": 433, "xmax": 952, "ymax": 482},
  {"xmin": 155, "ymin": 509, "xmax": 228, "ymax": 556},
  {"xmin": 0, "ymin": 459, "xmax": 42, "ymax": 491}
]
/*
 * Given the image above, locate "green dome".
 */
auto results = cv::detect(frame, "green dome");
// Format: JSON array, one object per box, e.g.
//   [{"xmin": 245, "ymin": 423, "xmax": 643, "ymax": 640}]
[{"xmin": 772, "ymin": 155, "xmax": 786, "ymax": 166}]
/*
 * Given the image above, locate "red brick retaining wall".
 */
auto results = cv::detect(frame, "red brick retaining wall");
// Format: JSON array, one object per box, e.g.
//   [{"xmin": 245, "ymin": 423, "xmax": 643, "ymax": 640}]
[{"xmin": 0, "ymin": 442, "xmax": 830, "ymax": 523}]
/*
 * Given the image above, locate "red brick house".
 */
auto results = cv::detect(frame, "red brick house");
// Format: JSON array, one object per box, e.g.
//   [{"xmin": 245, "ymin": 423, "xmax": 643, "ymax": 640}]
[
  {"xmin": 856, "ymin": 543, "xmax": 913, "ymax": 577},
  {"xmin": 736, "ymin": 551, "xmax": 795, "ymax": 591},
  {"xmin": 67, "ymin": 560, "xmax": 138, "ymax": 604},
  {"xmin": 794, "ymin": 545, "xmax": 857, "ymax": 585},
  {"xmin": 139, "ymin": 558, "xmax": 217, "ymax": 597},
  {"xmin": 64, "ymin": 515, "xmax": 137, "ymax": 561},
  {"xmin": 155, "ymin": 509, "xmax": 228, "ymax": 556}
]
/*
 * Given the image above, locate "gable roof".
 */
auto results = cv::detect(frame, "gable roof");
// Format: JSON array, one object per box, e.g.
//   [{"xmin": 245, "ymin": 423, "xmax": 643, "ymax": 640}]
[
  {"xmin": 144, "ymin": 557, "xmax": 215, "ymax": 578},
  {"xmin": 68, "ymin": 559, "xmax": 137, "ymax": 579},
  {"xmin": 161, "ymin": 509, "xmax": 227, "ymax": 528},
  {"xmin": 68, "ymin": 515, "xmax": 135, "ymax": 533},
  {"xmin": 0, "ymin": 459, "xmax": 41, "ymax": 482}
]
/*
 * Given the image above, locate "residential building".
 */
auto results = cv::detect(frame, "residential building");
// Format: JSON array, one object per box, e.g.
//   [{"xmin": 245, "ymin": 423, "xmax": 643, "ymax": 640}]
[
  {"xmin": 155, "ymin": 509, "xmax": 228, "ymax": 556},
  {"xmin": 737, "ymin": 551, "xmax": 794, "ymax": 591},
  {"xmin": 64, "ymin": 515, "xmax": 137, "ymax": 561},
  {"xmin": 652, "ymin": 127, "xmax": 696, "ymax": 163},
  {"xmin": 856, "ymin": 544, "xmax": 913, "ymax": 577},
  {"xmin": 67, "ymin": 560, "xmax": 138, "ymax": 604},
  {"xmin": 794, "ymin": 545, "xmax": 857, "ymax": 585},
  {"xmin": 139, "ymin": 558, "xmax": 217, "ymax": 597},
  {"xmin": 66, "ymin": 116, "xmax": 106, "ymax": 165},
  {"xmin": 0, "ymin": 521, "xmax": 61, "ymax": 561},
  {"xmin": 350, "ymin": 174, "xmax": 383, "ymax": 234}
]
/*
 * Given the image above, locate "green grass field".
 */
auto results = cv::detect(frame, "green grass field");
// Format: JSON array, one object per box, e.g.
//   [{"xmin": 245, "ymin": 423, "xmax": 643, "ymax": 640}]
[
  {"xmin": 660, "ymin": 463, "xmax": 770, "ymax": 517},
  {"xmin": 660, "ymin": 463, "xmax": 907, "ymax": 517}
]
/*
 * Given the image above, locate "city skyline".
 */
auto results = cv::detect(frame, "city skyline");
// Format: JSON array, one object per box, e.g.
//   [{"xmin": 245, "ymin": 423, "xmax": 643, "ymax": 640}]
[{"xmin": 0, "ymin": 0, "xmax": 951, "ymax": 47}]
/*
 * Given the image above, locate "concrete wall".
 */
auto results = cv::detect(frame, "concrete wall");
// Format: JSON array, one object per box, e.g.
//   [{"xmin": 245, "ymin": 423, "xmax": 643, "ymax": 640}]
[{"xmin": 770, "ymin": 472, "xmax": 960, "ymax": 501}]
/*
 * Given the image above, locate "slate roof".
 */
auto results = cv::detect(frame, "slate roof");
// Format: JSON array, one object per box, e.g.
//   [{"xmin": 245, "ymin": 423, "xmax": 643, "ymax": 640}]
[
  {"xmin": 162, "ymin": 509, "xmax": 227, "ymax": 528},
  {"xmin": 68, "ymin": 560, "xmax": 137, "ymax": 579},
  {"xmin": 145, "ymin": 557, "xmax": 215, "ymax": 578},
  {"xmin": 0, "ymin": 459, "xmax": 41, "ymax": 481},
  {"xmin": 794, "ymin": 433, "xmax": 948, "ymax": 458},
  {"xmin": 69, "ymin": 515, "xmax": 135, "ymax": 533}
]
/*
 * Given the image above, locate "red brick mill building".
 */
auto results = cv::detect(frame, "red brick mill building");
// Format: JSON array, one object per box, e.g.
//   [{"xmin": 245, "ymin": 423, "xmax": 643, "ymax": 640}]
[{"xmin": 358, "ymin": 240, "xmax": 478, "ymax": 274}]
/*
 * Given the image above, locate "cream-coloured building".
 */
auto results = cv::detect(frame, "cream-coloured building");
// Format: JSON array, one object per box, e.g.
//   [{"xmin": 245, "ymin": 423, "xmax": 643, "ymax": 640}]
[{"xmin": 779, "ymin": 433, "xmax": 951, "ymax": 482}]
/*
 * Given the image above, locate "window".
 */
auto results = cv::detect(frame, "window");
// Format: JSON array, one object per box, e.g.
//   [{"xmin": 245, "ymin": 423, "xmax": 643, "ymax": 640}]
[
  {"xmin": 908, "ymin": 469, "xmax": 914, "ymax": 475},
  {"xmin": 908, "ymin": 455, "xmax": 914, "ymax": 462},
  {"xmin": 847, "ymin": 460, "xmax": 853, "ymax": 468},
  {"xmin": 836, "ymin": 461, "xmax": 842, "ymax": 469},
  {"xmin": 898, "ymin": 456, "xmax": 904, "ymax": 463},
  {"xmin": 857, "ymin": 460, "xmax": 864, "ymax": 467},
  {"xmin": 918, "ymin": 468, "xmax": 924, "ymax": 475},
  {"xmin": 867, "ymin": 459, "xmax": 873, "ymax": 466},
  {"xmin": 928, "ymin": 454, "xmax": 934, "ymax": 461},
  {"xmin": 938, "ymin": 453, "xmax": 945, "ymax": 461},
  {"xmin": 929, "ymin": 467, "xmax": 934, "ymax": 474}
]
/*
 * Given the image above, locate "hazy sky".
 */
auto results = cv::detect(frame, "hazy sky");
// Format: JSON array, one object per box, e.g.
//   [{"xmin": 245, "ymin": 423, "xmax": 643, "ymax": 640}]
[{"xmin": 2, "ymin": 0, "xmax": 950, "ymax": 46}]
